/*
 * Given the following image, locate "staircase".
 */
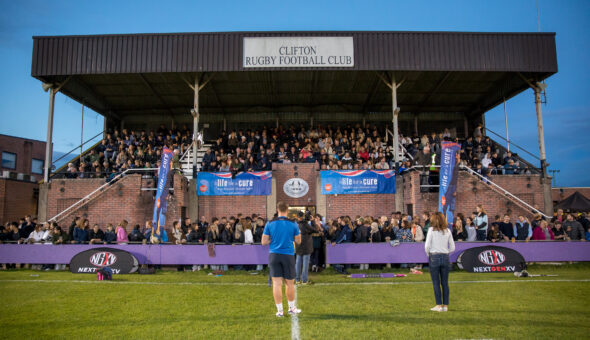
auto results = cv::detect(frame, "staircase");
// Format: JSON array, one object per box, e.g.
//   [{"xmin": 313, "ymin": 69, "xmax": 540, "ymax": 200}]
[
  {"xmin": 385, "ymin": 129, "xmax": 413, "ymax": 162},
  {"xmin": 460, "ymin": 165, "xmax": 550, "ymax": 219},
  {"xmin": 179, "ymin": 143, "xmax": 212, "ymax": 180}
]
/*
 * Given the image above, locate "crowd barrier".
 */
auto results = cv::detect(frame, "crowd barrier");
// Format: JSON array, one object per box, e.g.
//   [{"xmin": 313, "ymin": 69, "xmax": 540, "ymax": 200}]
[{"xmin": 0, "ymin": 242, "xmax": 589, "ymax": 265}]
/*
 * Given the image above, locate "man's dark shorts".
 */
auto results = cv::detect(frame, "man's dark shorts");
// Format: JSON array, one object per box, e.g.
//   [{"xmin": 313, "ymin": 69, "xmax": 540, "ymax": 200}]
[{"xmin": 269, "ymin": 253, "xmax": 296, "ymax": 280}]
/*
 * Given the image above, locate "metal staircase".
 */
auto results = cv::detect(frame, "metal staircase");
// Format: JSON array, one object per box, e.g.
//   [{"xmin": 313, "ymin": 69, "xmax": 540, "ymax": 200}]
[
  {"xmin": 179, "ymin": 143, "xmax": 212, "ymax": 180},
  {"xmin": 385, "ymin": 129, "xmax": 413, "ymax": 162},
  {"xmin": 460, "ymin": 165, "xmax": 550, "ymax": 219}
]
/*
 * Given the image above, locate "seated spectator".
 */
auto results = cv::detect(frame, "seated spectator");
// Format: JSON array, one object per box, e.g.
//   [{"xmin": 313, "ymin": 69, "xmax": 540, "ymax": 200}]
[
  {"xmin": 503, "ymin": 159, "xmax": 517, "ymax": 175},
  {"xmin": 563, "ymin": 214, "xmax": 585, "ymax": 241},
  {"xmin": 52, "ymin": 226, "xmax": 69, "ymax": 244},
  {"xmin": 552, "ymin": 222, "xmax": 567, "ymax": 241},
  {"xmin": 532, "ymin": 220, "xmax": 555, "ymax": 241},
  {"xmin": 88, "ymin": 224, "xmax": 105, "ymax": 244},
  {"xmin": 104, "ymin": 224, "xmax": 117, "ymax": 244}
]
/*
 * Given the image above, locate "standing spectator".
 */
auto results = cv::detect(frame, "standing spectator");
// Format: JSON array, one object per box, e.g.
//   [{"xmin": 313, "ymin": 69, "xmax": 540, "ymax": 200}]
[
  {"xmin": 295, "ymin": 212, "xmax": 316, "ymax": 284},
  {"xmin": 411, "ymin": 220, "xmax": 425, "ymax": 242},
  {"xmin": 19, "ymin": 216, "xmax": 35, "ymax": 241},
  {"xmin": 452, "ymin": 218, "xmax": 467, "ymax": 241},
  {"xmin": 563, "ymin": 214, "xmax": 586, "ymax": 241},
  {"xmin": 104, "ymin": 224, "xmax": 117, "ymax": 244},
  {"xmin": 498, "ymin": 215, "xmax": 514, "ymax": 240},
  {"xmin": 128, "ymin": 225, "xmax": 145, "ymax": 243},
  {"xmin": 170, "ymin": 221, "xmax": 186, "ymax": 244},
  {"xmin": 73, "ymin": 220, "xmax": 89, "ymax": 244},
  {"xmin": 474, "ymin": 205, "xmax": 488, "ymax": 241},
  {"xmin": 552, "ymin": 222, "xmax": 567, "ymax": 241},
  {"xmin": 532, "ymin": 220, "xmax": 555, "ymax": 241},
  {"xmin": 487, "ymin": 223, "xmax": 505, "ymax": 242},
  {"xmin": 88, "ymin": 224, "xmax": 105, "ymax": 244},
  {"xmin": 369, "ymin": 222, "xmax": 382, "ymax": 243},
  {"xmin": 395, "ymin": 221, "xmax": 413, "ymax": 243},
  {"xmin": 424, "ymin": 212, "xmax": 455, "ymax": 312},
  {"xmin": 513, "ymin": 215, "xmax": 532, "ymax": 241},
  {"xmin": 26, "ymin": 225, "xmax": 44, "ymax": 244},
  {"xmin": 207, "ymin": 220, "xmax": 220, "ymax": 243},
  {"xmin": 465, "ymin": 217, "xmax": 477, "ymax": 242},
  {"xmin": 243, "ymin": 220, "xmax": 254, "ymax": 244},
  {"xmin": 116, "ymin": 220, "xmax": 129, "ymax": 244}
]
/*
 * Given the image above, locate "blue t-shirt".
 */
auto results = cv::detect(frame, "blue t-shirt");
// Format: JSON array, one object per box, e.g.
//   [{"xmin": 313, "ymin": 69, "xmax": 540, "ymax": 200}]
[{"xmin": 263, "ymin": 217, "xmax": 300, "ymax": 255}]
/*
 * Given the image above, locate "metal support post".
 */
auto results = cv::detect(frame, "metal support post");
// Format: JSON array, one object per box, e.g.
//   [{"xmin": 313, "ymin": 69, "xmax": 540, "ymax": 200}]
[
  {"xmin": 392, "ymin": 78, "xmax": 399, "ymax": 172},
  {"xmin": 534, "ymin": 86, "xmax": 547, "ymax": 177},
  {"xmin": 43, "ymin": 88, "xmax": 56, "ymax": 183},
  {"xmin": 80, "ymin": 102, "xmax": 85, "ymax": 159},
  {"xmin": 413, "ymin": 114, "xmax": 418, "ymax": 136},
  {"xmin": 192, "ymin": 77, "xmax": 200, "ymax": 173},
  {"xmin": 463, "ymin": 116, "xmax": 469, "ymax": 138},
  {"xmin": 503, "ymin": 99, "xmax": 510, "ymax": 152}
]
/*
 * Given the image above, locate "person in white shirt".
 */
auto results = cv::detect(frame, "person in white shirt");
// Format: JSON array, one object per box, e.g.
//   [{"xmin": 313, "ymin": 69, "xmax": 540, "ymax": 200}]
[
  {"xmin": 424, "ymin": 212, "xmax": 455, "ymax": 312},
  {"xmin": 26, "ymin": 225, "xmax": 45, "ymax": 244}
]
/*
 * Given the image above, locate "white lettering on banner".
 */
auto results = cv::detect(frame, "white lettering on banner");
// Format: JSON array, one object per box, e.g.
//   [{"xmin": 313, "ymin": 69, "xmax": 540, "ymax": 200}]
[{"xmin": 244, "ymin": 37, "xmax": 354, "ymax": 68}]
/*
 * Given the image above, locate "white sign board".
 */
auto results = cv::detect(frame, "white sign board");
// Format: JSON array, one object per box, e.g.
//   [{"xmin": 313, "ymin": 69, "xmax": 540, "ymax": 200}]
[{"xmin": 243, "ymin": 37, "xmax": 354, "ymax": 68}]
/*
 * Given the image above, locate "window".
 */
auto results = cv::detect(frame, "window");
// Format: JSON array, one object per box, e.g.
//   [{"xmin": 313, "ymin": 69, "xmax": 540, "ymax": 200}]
[
  {"xmin": 32, "ymin": 159, "xmax": 44, "ymax": 174},
  {"xmin": 1, "ymin": 152, "xmax": 16, "ymax": 169}
]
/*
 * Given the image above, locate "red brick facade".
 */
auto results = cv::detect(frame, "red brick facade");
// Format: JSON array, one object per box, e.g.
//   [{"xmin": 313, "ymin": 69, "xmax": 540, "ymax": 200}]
[
  {"xmin": 42, "ymin": 173, "xmax": 189, "ymax": 232},
  {"xmin": 0, "ymin": 134, "xmax": 46, "ymax": 178},
  {"xmin": 326, "ymin": 194, "xmax": 396, "ymax": 220},
  {"xmin": 274, "ymin": 162, "xmax": 317, "ymax": 207},
  {"xmin": 198, "ymin": 196, "xmax": 268, "ymax": 221},
  {"xmin": 0, "ymin": 179, "xmax": 39, "ymax": 223}
]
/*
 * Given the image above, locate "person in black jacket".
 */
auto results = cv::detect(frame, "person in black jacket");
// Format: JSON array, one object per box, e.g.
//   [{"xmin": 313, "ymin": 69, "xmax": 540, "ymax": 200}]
[
  {"xmin": 354, "ymin": 218, "xmax": 369, "ymax": 243},
  {"xmin": 452, "ymin": 218, "xmax": 468, "ymax": 241},
  {"xmin": 253, "ymin": 218, "xmax": 265, "ymax": 243},
  {"xmin": 295, "ymin": 212, "xmax": 318, "ymax": 284},
  {"xmin": 220, "ymin": 223, "xmax": 233, "ymax": 244},
  {"xmin": 128, "ymin": 225, "xmax": 145, "ymax": 243},
  {"xmin": 369, "ymin": 222, "xmax": 382, "ymax": 243},
  {"xmin": 88, "ymin": 224, "xmax": 105, "ymax": 244}
]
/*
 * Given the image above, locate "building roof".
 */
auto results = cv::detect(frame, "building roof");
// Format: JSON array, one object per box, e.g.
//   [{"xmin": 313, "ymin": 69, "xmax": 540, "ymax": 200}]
[{"xmin": 31, "ymin": 31, "xmax": 558, "ymax": 120}]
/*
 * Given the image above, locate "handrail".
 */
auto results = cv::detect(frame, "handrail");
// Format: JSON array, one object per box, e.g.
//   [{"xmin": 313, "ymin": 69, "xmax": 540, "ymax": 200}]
[
  {"xmin": 48, "ymin": 168, "xmax": 159, "ymax": 223},
  {"xmin": 52, "ymin": 131, "xmax": 105, "ymax": 165},
  {"xmin": 460, "ymin": 165, "xmax": 550, "ymax": 219},
  {"xmin": 386, "ymin": 129, "xmax": 414, "ymax": 161},
  {"xmin": 485, "ymin": 128, "xmax": 540, "ymax": 161}
]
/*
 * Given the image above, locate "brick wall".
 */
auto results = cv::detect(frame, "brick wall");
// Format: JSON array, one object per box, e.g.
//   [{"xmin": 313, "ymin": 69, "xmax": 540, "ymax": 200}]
[
  {"xmin": 274, "ymin": 162, "xmax": 317, "ymax": 206},
  {"xmin": 0, "ymin": 134, "xmax": 46, "ymax": 177},
  {"xmin": 0, "ymin": 179, "xmax": 39, "ymax": 223},
  {"xmin": 43, "ymin": 173, "xmax": 188, "ymax": 232},
  {"xmin": 198, "ymin": 195, "xmax": 268, "ymax": 221},
  {"xmin": 403, "ymin": 171, "xmax": 546, "ymax": 219},
  {"xmin": 325, "ymin": 193, "xmax": 396, "ymax": 220},
  {"xmin": 552, "ymin": 187, "xmax": 590, "ymax": 204}
]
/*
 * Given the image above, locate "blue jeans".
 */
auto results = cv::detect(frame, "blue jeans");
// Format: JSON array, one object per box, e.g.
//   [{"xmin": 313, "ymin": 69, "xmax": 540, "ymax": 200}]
[
  {"xmin": 295, "ymin": 254, "xmax": 311, "ymax": 282},
  {"xmin": 429, "ymin": 253, "xmax": 450, "ymax": 305}
]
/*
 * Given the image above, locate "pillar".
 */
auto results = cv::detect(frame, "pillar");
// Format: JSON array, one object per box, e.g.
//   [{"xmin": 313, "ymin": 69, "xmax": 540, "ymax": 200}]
[
  {"xmin": 43, "ymin": 88, "xmax": 56, "ymax": 183},
  {"xmin": 192, "ymin": 77, "xmax": 200, "ymax": 173},
  {"xmin": 316, "ymin": 175, "xmax": 327, "ymax": 217}
]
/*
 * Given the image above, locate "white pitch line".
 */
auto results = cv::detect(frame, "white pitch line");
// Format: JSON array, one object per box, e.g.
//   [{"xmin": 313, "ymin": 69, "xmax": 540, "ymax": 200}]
[
  {"xmin": 0, "ymin": 278, "xmax": 589, "ymax": 286},
  {"xmin": 291, "ymin": 285, "xmax": 300, "ymax": 340}
]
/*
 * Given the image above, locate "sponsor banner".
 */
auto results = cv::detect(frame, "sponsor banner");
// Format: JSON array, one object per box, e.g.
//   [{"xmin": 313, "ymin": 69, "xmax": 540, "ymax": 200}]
[
  {"xmin": 320, "ymin": 170, "xmax": 396, "ymax": 195},
  {"xmin": 197, "ymin": 171, "xmax": 272, "ymax": 196},
  {"xmin": 152, "ymin": 147, "xmax": 174, "ymax": 233},
  {"xmin": 457, "ymin": 246, "xmax": 526, "ymax": 273},
  {"xmin": 69, "ymin": 247, "xmax": 139, "ymax": 274},
  {"xmin": 243, "ymin": 37, "xmax": 354, "ymax": 68},
  {"xmin": 438, "ymin": 141, "xmax": 461, "ymax": 226},
  {"xmin": 283, "ymin": 177, "xmax": 309, "ymax": 198}
]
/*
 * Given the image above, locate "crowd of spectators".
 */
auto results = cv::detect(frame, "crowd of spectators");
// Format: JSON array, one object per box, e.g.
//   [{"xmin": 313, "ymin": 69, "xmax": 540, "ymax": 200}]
[
  {"xmin": 2, "ymin": 208, "xmax": 589, "ymax": 271},
  {"xmin": 200, "ymin": 123, "xmax": 534, "ymax": 176},
  {"xmin": 61, "ymin": 124, "xmax": 193, "ymax": 179}
]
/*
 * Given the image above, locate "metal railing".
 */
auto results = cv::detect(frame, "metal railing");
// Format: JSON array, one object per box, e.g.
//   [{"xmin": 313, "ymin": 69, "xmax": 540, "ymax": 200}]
[
  {"xmin": 485, "ymin": 127, "xmax": 541, "ymax": 161},
  {"xmin": 459, "ymin": 165, "xmax": 550, "ymax": 219},
  {"xmin": 52, "ymin": 130, "xmax": 105, "ymax": 166},
  {"xmin": 48, "ymin": 168, "xmax": 158, "ymax": 223},
  {"xmin": 385, "ymin": 129, "xmax": 414, "ymax": 161}
]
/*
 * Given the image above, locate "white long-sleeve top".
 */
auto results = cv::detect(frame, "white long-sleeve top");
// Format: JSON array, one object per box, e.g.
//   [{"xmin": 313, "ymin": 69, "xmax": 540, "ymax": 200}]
[
  {"xmin": 424, "ymin": 229, "xmax": 455, "ymax": 255},
  {"xmin": 244, "ymin": 229, "xmax": 254, "ymax": 244}
]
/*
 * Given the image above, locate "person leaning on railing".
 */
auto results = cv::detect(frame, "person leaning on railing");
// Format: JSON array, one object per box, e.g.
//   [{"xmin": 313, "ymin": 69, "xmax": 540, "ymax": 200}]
[{"xmin": 563, "ymin": 214, "xmax": 586, "ymax": 241}]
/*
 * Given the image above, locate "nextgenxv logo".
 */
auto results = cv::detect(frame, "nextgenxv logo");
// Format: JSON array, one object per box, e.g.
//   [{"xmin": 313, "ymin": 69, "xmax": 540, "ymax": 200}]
[
  {"xmin": 89, "ymin": 252, "xmax": 117, "ymax": 267},
  {"xmin": 478, "ymin": 249, "xmax": 506, "ymax": 266}
]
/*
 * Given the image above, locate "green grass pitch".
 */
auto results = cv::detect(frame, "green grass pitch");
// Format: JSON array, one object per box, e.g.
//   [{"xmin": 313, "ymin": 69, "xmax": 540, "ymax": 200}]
[{"xmin": 1, "ymin": 264, "xmax": 589, "ymax": 339}]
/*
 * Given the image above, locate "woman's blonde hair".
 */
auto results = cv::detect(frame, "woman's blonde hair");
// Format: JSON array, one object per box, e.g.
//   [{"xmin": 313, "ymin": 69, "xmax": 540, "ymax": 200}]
[{"xmin": 477, "ymin": 204, "xmax": 487, "ymax": 215}]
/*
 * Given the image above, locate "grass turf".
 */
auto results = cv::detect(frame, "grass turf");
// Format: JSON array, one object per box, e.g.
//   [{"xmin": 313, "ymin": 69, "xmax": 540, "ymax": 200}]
[{"xmin": 0, "ymin": 264, "xmax": 589, "ymax": 339}]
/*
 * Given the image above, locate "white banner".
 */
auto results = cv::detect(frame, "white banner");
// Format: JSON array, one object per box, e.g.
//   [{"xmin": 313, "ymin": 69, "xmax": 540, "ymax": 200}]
[{"xmin": 243, "ymin": 37, "xmax": 354, "ymax": 68}]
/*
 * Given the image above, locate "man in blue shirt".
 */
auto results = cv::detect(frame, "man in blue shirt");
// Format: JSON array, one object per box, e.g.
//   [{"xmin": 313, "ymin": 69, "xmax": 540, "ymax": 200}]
[{"xmin": 262, "ymin": 202, "xmax": 301, "ymax": 317}]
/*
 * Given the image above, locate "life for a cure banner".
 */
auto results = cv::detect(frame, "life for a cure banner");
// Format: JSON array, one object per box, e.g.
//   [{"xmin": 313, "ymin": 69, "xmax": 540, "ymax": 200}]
[
  {"xmin": 243, "ymin": 37, "xmax": 354, "ymax": 68},
  {"xmin": 457, "ymin": 246, "xmax": 526, "ymax": 273},
  {"xmin": 153, "ymin": 147, "xmax": 174, "ymax": 231},
  {"xmin": 197, "ymin": 171, "xmax": 272, "ymax": 196},
  {"xmin": 320, "ymin": 170, "xmax": 396, "ymax": 195},
  {"xmin": 70, "ymin": 248, "xmax": 139, "ymax": 274},
  {"xmin": 438, "ymin": 142, "xmax": 461, "ymax": 226}
]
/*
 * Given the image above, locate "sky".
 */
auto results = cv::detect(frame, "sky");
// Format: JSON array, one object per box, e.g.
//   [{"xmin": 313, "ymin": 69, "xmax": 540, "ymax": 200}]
[{"xmin": 0, "ymin": 0, "xmax": 588, "ymax": 186}]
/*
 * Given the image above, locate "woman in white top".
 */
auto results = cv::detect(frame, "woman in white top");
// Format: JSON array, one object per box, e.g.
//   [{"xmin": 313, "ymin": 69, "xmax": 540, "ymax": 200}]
[
  {"xmin": 465, "ymin": 217, "xmax": 477, "ymax": 242},
  {"xmin": 424, "ymin": 212, "xmax": 455, "ymax": 312}
]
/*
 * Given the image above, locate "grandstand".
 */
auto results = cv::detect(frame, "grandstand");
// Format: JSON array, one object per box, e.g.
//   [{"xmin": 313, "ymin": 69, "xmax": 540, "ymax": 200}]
[{"xmin": 31, "ymin": 31, "xmax": 557, "ymax": 227}]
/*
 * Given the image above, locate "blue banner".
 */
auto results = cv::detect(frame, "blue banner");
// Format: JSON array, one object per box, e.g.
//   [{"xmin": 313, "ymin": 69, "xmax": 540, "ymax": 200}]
[
  {"xmin": 152, "ymin": 147, "xmax": 174, "ymax": 235},
  {"xmin": 197, "ymin": 171, "xmax": 272, "ymax": 196},
  {"xmin": 320, "ymin": 170, "xmax": 396, "ymax": 195},
  {"xmin": 438, "ymin": 142, "xmax": 461, "ymax": 227}
]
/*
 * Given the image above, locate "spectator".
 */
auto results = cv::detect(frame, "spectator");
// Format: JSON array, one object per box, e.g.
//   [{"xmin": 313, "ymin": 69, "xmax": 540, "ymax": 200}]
[
  {"xmin": 220, "ymin": 223, "xmax": 233, "ymax": 244},
  {"xmin": 233, "ymin": 223, "xmax": 245, "ymax": 244},
  {"xmin": 26, "ymin": 224, "xmax": 44, "ymax": 244},
  {"xmin": 72, "ymin": 220, "xmax": 89, "ymax": 244},
  {"xmin": 354, "ymin": 217, "xmax": 369, "ymax": 243},
  {"xmin": 486, "ymin": 223, "xmax": 505, "ymax": 242},
  {"xmin": 513, "ymin": 215, "xmax": 532, "ymax": 241},
  {"xmin": 563, "ymin": 214, "xmax": 585, "ymax": 241},
  {"xmin": 104, "ymin": 224, "xmax": 117, "ymax": 244},
  {"xmin": 452, "ymin": 218, "xmax": 467, "ymax": 241},
  {"xmin": 532, "ymin": 220, "xmax": 555, "ymax": 241},
  {"xmin": 116, "ymin": 220, "xmax": 129, "ymax": 244},
  {"xmin": 88, "ymin": 224, "xmax": 105, "ymax": 244},
  {"xmin": 474, "ymin": 205, "xmax": 488, "ymax": 241},
  {"xmin": 19, "ymin": 215, "xmax": 35, "ymax": 241},
  {"xmin": 552, "ymin": 222, "xmax": 567, "ymax": 241},
  {"xmin": 295, "ymin": 212, "xmax": 316, "ymax": 284},
  {"xmin": 411, "ymin": 220, "xmax": 424, "ymax": 242},
  {"xmin": 207, "ymin": 220, "xmax": 220, "ymax": 243},
  {"xmin": 128, "ymin": 225, "xmax": 145, "ymax": 242},
  {"xmin": 186, "ymin": 225, "xmax": 200, "ymax": 243},
  {"xmin": 170, "ymin": 221, "xmax": 186, "ymax": 244},
  {"xmin": 465, "ymin": 217, "xmax": 477, "ymax": 242},
  {"xmin": 421, "ymin": 212, "xmax": 431, "ymax": 237},
  {"xmin": 395, "ymin": 220, "xmax": 413, "ymax": 243},
  {"xmin": 369, "ymin": 222, "xmax": 381, "ymax": 243},
  {"xmin": 381, "ymin": 222, "xmax": 396, "ymax": 242},
  {"xmin": 498, "ymin": 214, "xmax": 514, "ymax": 240}
]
